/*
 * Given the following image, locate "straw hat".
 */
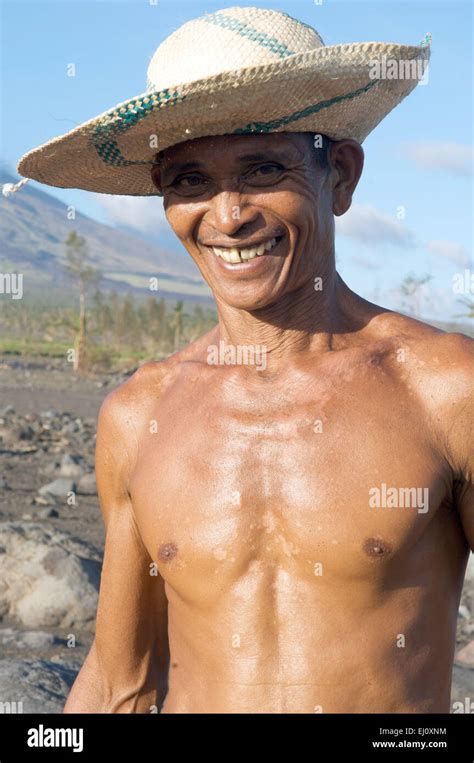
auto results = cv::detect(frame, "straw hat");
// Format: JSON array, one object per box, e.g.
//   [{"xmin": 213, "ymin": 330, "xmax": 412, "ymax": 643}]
[{"xmin": 7, "ymin": 6, "xmax": 431, "ymax": 198}]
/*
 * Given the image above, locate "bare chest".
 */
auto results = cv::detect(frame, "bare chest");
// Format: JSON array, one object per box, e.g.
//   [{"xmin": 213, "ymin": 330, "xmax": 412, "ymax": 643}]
[{"xmin": 129, "ymin": 367, "xmax": 453, "ymax": 597}]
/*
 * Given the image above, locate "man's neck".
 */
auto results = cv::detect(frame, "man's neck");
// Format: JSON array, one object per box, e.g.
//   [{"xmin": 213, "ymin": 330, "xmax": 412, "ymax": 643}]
[{"xmin": 212, "ymin": 272, "xmax": 368, "ymax": 377}]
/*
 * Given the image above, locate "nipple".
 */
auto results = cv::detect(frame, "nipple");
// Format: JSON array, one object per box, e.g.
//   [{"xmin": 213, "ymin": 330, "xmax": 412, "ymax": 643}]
[
  {"xmin": 158, "ymin": 542, "xmax": 178, "ymax": 562},
  {"xmin": 363, "ymin": 537, "xmax": 392, "ymax": 559}
]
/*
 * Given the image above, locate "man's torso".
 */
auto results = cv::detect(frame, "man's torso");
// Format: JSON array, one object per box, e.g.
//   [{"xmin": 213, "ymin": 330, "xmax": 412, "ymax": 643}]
[{"xmin": 122, "ymin": 321, "xmax": 470, "ymax": 712}]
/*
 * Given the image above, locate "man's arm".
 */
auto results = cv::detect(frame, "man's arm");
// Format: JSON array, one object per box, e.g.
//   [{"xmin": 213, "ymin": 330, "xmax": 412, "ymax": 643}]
[
  {"xmin": 64, "ymin": 378, "xmax": 169, "ymax": 712},
  {"xmin": 440, "ymin": 334, "xmax": 474, "ymax": 551}
]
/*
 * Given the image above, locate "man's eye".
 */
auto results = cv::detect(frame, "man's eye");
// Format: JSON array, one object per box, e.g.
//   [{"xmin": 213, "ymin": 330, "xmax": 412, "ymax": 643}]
[
  {"xmin": 246, "ymin": 163, "xmax": 284, "ymax": 184},
  {"xmin": 173, "ymin": 174, "xmax": 205, "ymax": 188},
  {"xmin": 253, "ymin": 163, "xmax": 282, "ymax": 175}
]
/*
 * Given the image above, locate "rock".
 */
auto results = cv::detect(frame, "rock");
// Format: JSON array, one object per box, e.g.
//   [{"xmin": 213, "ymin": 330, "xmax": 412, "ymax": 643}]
[
  {"xmin": 464, "ymin": 553, "xmax": 474, "ymax": 583},
  {"xmin": 0, "ymin": 426, "xmax": 16, "ymax": 448},
  {"xmin": 0, "ymin": 658, "xmax": 79, "ymax": 713},
  {"xmin": 41, "ymin": 410, "xmax": 59, "ymax": 419},
  {"xmin": 0, "ymin": 521, "xmax": 102, "ymax": 629},
  {"xmin": 77, "ymin": 472, "xmax": 97, "ymax": 496},
  {"xmin": 44, "ymin": 459, "xmax": 61, "ymax": 476},
  {"xmin": 0, "ymin": 405, "xmax": 15, "ymax": 416},
  {"xmin": 0, "ymin": 476, "xmax": 9, "ymax": 490},
  {"xmin": 33, "ymin": 495, "xmax": 52, "ymax": 506},
  {"xmin": 35, "ymin": 507, "xmax": 59, "ymax": 520},
  {"xmin": 455, "ymin": 640, "xmax": 474, "ymax": 668},
  {"xmin": 0, "ymin": 628, "xmax": 59, "ymax": 650},
  {"xmin": 59, "ymin": 454, "xmax": 85, "ymax": 479},
  {"xmin": 21, "ymin": 513, "xmax": 33, "ymax": 521},
  {"xmin": 458, "ymin": 604, "xmax": 471, "ymax": 620},
  {"xmin": 38, "ymin": 478, "xmax": 76, "ymax": 498},
  {"xmin": 62, "ymin": 421, "xmax": 78, "ymax": 435},
  {"xmin": 18, "ymin": 426, "xmax": 35, "ymax": 441}
]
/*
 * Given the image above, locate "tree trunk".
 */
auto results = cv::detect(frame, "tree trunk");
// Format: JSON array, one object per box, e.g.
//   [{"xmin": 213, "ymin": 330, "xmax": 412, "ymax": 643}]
[{"xmin": 74, "ymin": 287, "xmax": 88, "ymax": 373}]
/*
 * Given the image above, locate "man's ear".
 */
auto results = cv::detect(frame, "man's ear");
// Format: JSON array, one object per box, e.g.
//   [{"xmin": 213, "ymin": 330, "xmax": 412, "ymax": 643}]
[{"xmin": 329, "ymin": 139, "xmax": 364, "ymax": 217}]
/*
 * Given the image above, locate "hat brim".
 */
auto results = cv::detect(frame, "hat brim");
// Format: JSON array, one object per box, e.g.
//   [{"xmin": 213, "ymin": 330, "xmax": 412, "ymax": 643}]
[{"xmin": 17, "ymin": 40, "xmax": 430, "ymax": 197}]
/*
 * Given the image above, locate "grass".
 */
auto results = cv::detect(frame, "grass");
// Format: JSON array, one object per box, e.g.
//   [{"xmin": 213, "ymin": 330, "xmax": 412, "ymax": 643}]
[
  {"xmin": 0, "ymin": 338, "xmax": 154, "ymax": 367},
  {"xmin": 0, "ymin": 339, "xmax": 71, "ymax": 357}
]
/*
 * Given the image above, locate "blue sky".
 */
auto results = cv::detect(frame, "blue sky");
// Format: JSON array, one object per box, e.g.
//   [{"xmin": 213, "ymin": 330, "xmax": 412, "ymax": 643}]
[{"xmin": 1, "ymin": 0, "xmax": 472, "ymax": 321}]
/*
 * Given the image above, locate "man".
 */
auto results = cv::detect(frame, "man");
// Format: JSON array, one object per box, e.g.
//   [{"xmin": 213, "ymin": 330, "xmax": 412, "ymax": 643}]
[{"xmin": 11, "ymin": 7, "xmax": 472, "ymax": 713}]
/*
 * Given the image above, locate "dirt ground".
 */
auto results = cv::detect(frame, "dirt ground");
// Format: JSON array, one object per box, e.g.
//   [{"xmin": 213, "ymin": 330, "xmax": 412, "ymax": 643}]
[{"xmin": 0, "ymin": 354, "xmax": 472, "ymax": 711}]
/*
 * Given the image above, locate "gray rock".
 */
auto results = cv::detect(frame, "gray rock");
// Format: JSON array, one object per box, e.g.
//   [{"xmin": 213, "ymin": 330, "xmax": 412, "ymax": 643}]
[
  {"xmin": 33, "ymin": 495, "xmax": 52, "ymax": 506},
  {"xmin": 35, "ymin": 507, "xmax": 59, "ymax": 520},
  {"xmin": 62, "ymin": 421, "xmax": 78, "ymax": 435},
  {"xmin": 464, "ymin": 553, "xmax": 474, "ymax": 583},
  {"xmin": 0, "ymin": 405, "xmax": 15, "ymax": 416},
  {"xmin": 0, "ymin": 521, "xmax": 102, "ymax": 629},
  {"xmin": 77, "ymin": 472, "xmax": 97, "ymax": 496},
  {"xmin": 38, "ymin": 478, "xmax": 76, "ymax": 498},
  {"xmin": 41, "ymin": 410, "xmax": 59, "ymax": 419},
  {"xmin": 59, "ymin": 454, "xmax": 85, "ymax": 479},
  {"xmin": 0, "ymin": 628, "xmax": 59, "ymax": 649},
  {"xmin": 0, "ymin": 658, "xmax": 79, "ymax": 713},
  {"xmin": 18, "ymin": 426, "xmax": 35, "ymax": 441}
]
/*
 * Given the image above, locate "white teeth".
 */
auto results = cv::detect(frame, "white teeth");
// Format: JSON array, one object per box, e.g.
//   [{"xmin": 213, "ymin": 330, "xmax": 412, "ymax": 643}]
[{"xmin": 211, "ymin": 236, "xmax": 279, "ymax": 263}]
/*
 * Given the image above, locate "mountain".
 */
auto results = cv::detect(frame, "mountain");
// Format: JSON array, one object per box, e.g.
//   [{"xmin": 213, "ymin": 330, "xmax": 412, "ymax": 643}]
[{"xmin": 0, "ymin": 170, "xmax": 211, "ymax": 302}]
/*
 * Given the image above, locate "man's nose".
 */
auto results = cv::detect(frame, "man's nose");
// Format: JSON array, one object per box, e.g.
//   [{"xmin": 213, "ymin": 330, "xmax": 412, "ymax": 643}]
[{"xmin": 205, "ymin": 188, "xmax": 258, "ymax": 237}]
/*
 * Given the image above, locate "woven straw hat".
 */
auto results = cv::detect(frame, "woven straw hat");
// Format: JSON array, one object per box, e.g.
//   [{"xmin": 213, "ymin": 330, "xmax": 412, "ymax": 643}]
[{"xmin": 10, "ymin": 5, "xmax": 431, "ymax": 198}]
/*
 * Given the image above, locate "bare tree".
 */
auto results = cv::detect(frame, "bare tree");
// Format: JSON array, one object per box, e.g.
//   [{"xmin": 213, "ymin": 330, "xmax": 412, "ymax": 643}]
[
  {"xmin": 400, "ymin": 273, "xmax": 432, "ymax": 317},
  {"xmin": 63, "ymin": 231, "xmax": 101, "ymax": 373},
  {"xmin": 453, "ymin": 297, "xmax": 474, "ymax": 320},
  {"xmin": 173, "ymin": 300, "xmax": 184, "ymax": 350}
]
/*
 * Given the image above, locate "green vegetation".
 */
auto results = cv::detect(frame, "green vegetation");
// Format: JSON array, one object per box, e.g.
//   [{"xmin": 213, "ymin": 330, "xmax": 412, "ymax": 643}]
[
  {"xmin": 0, "ymin": 290, "xmax": 217, "ymax": 371},
  {"xmin": 0, "ymin": 229, "xmax": 216, "ymax": 374}
]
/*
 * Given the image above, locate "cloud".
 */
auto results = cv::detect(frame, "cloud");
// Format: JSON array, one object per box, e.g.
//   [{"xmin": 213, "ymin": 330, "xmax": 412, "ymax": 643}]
[
  {"xmin": 427, "ymin": 240, "xmax": 471, "ymax": 267},
  {"xmin": 351, "ymin": 255, "xmax": 380, "ymax": 270},
  {"xmin": 401, "ymin": 142, "xmax": 473, "ymax": 176},
  {"xmin": 93, "ymin": 194, "xmax": 168, "ymax": 235},
  {"xmin": 336, "ymin": 204, "xmax": 416, "ymax": 248}
]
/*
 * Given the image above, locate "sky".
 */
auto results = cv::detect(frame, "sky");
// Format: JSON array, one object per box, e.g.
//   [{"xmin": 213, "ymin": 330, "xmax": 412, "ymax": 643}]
[{"xmin": 1, "ymin": 0, "xmax": 473, "ymax": 321}]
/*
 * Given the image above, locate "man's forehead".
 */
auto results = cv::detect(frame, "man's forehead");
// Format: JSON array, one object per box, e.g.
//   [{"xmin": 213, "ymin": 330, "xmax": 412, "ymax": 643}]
[{"xmin": 160, "ymin": 132, "xmax": 308, "ymax": 167}]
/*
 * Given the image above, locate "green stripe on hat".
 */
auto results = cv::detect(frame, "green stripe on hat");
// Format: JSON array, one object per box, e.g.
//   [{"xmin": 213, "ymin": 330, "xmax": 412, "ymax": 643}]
[
  {"xmin": 233, "ymin": 80, "xmax": 380, "ymax": 133},
  {"xmin": 201, "ymin": 11, "xmax": 296, "ymax": 58}
]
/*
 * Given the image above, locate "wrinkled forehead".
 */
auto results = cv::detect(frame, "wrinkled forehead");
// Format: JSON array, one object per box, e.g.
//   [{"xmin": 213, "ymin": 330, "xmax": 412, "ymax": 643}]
[{"xmin": 156, "ymin": 132, "xmax": 311, "ymax": 169}]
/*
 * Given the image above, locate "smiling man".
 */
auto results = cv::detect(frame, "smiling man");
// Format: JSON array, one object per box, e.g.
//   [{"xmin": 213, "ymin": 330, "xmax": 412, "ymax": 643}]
[{"xmin": 12, "ymin": 7, "xmax": 473, "ymax": 714}]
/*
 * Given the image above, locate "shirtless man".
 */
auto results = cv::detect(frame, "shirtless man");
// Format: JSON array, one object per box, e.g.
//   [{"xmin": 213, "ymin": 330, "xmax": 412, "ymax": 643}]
[{"xmin": 63, "ymin": 131, "xmax": 473, "ymax": 714}]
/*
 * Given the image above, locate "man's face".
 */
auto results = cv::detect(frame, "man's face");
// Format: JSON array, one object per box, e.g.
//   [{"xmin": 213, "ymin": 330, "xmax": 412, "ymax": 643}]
[{"xmin": 153, "ymin": 132, "xmax": 350, "ymax": 311}]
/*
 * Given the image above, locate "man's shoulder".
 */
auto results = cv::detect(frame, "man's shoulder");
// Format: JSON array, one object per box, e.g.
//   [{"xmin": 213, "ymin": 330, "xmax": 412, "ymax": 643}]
[
  {"xmin": 372, "ymin": 311, "xmax": 473, "ymax": 428},
  {"xmin": 371, "ymin": 310, "xmax": 473, "ymax": 376},
  {"xmin": 98, "ymin": 326, "xmax": 219, "ymax": 427},
  {"xmin": 368, "ymin": 311, "xmax": 472, "ymax": 473}
]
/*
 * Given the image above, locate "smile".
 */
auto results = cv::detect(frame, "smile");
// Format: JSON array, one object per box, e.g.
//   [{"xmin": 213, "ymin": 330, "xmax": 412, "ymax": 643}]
[{"xmin": 210, "ymin": 236, "xmax": 282, "ymax": 264}]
